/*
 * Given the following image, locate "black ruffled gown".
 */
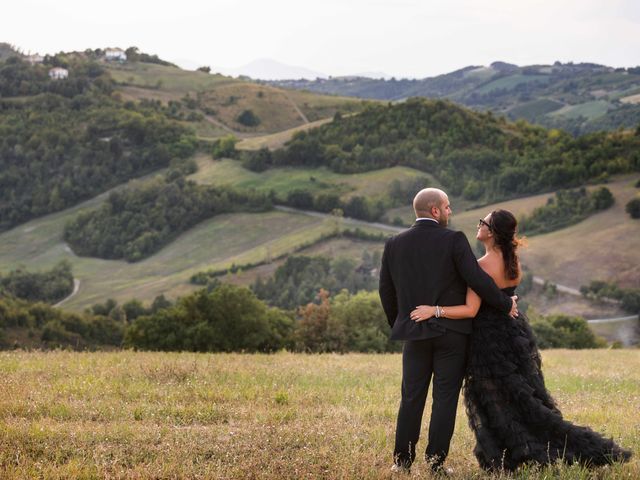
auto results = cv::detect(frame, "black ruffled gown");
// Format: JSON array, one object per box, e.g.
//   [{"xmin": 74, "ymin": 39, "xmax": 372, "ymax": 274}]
[{"xmin": 463, "ymin": 287, "xmax": 632, "ymax": 471}]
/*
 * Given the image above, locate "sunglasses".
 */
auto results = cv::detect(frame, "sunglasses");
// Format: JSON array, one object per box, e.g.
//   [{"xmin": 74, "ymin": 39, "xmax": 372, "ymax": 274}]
[{"xmin": 478, "ymin": 218, "xmax": 492, "ymax": 230}]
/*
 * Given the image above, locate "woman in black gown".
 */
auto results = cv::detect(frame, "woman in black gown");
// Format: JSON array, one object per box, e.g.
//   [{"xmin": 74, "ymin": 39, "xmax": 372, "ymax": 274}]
[{"xmin": 410, "ymin": 209, "xmax": 631, "ymax": 471}]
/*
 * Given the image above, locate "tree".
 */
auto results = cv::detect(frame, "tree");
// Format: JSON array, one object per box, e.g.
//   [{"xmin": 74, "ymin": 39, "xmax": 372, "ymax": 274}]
[
  {"xmin": 236, "ymin": 109, "xmax": 260, "ymax": 127},
  {"xmin": 626, "ymin": 197, "xmax": 640, "ymax": 219},
  {"xmin": 211, "ymin": 135, "xmax": 238, "ymax": 159},
  {"xmin": 125, "ymin": 285, "xmax": 292, "ymax": 352},
  {"xmin": 294, "ymin": 289, "xmax": 343, "ymax": 352}
]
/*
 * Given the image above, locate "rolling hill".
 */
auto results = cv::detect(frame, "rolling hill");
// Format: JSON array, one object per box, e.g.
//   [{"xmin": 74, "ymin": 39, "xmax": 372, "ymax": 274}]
[
  {"xmin": 1, "ymin": 47, "xmax": 639, "ymax": 322},
  {"xmin": 106, "ymin": 61, "xmax": 368, "ymax": 138},
  {"xmin": 269, "ymin": 61, "xmax": 640, "ymax": 135}
]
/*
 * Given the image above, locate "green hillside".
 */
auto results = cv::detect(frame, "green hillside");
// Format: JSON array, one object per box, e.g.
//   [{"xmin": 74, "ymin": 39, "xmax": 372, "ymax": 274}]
[
  {"xmin": 1, "ymin": 169, "xmax": 637, "ymax": 312},
  {"xmin": 270, "ymin": 62, "xmax": 640, "ymax": 135},
  {"xmin": 244, "ymin": 98, "xmax": 640, "ymax": 204}
]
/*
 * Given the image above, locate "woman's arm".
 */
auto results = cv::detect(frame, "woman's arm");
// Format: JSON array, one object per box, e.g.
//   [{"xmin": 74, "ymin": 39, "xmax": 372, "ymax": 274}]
[{"xmin": 410, "ymin": 287, "xmax": 481, "ymax": 322}]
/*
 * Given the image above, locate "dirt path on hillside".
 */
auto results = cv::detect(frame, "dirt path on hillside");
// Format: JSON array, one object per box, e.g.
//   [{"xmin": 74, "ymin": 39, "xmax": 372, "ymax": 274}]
[
  {"xmin": 281, "ymin": 91, "xmax": 309, "ymax": 124},
  {"xmin": 53, "ymin": 278, "xmax": 81, "ymax": 308},
  {"xmin": 203, "ymin": 114, "xmax": 242, "ymax": 136},
  {"xmin": 532, "ymin": 275, "xmax": 621, "ymax": 303}
]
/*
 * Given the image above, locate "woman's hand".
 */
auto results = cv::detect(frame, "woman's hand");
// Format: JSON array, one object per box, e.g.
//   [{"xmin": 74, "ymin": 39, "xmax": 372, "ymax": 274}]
[{"xmin": 410, "ymin": 305, "xmax": 436, "ymax": 322}]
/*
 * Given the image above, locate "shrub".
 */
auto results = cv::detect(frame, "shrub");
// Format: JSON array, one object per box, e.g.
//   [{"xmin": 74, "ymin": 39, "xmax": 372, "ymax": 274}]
[
  {"xmin": 236, "ymin": 109, "xmax": 260, "ymax": 127},
  {"xmin": 626, "ymin": 197, "xmax": 640, "ymax": 219},
  {"xmin": 530, "ymin": 314, "xmax": 606, "ymax": 349}
]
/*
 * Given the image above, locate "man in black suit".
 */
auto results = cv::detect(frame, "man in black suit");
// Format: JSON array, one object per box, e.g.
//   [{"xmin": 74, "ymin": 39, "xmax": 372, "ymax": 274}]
[{"xmin": 379, "ymin": 188, "xmax": 517, "ymax": 473}]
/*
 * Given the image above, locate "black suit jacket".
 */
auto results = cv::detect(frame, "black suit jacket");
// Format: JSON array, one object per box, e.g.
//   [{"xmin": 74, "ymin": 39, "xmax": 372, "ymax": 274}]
[{"xmin": 379, "ymin": 219, "xmax": 512, "ymax": 341}]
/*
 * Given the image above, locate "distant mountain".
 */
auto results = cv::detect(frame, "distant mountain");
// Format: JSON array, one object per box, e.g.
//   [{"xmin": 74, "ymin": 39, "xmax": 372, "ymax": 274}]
[
  {"xmin": 213, "ymin": 58, "xmax": 328, "ymax": 80},
  {"xmin": 269, "ymin": 62, "xmax": 640, "ymax": 135}
]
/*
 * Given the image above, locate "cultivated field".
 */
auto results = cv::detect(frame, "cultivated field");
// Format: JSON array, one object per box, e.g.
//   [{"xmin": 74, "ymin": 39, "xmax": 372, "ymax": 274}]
[
  {"xmin": 0, "ymin": 350, "xmax": 637, "ymax": 479},
  {"xmin": 549, "ymin": 100, "xmax": 611, "ymax": 120}
]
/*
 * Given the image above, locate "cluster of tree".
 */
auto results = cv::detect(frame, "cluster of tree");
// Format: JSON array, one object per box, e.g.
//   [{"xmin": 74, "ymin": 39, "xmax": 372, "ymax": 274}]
[
  {"xmin": 529, "ymin": 313, "xmax": 607, "ymax": 349},
  {"xmin": 123, "ymin": 281, "xmax": 604, "ymax": 353},
  {"xmin": 124, "ymin": 283, "xmax": 397, "ymax": 353},
  {"xmin": 0, "ymin": 296, "xmax": 124, "ymax": 350},
  {"xmin": 0, "ymin": 55, "xmax": 109, "ymax": 97},
  {"xmin": 63, "ymin": 174, "xmax": 272, "ymax": 261},
  {"xmin": 0, "ymin": 261, "xmax": 73, "ymax": 304},
  {"xmin": 0, "ymin": 85, "xmax": 197, "ymax": 231},
  {"xmin": 518, "ymin": 187, "xmax": 614, "ymax": 235},
  {"xmin": 125, "ymin": 284, "xmax": 293, "ymax": 352},
  {"xmin": 240, "ymin": 99, "xmax": 640, "ymax": 203},
  {"xmin": 252, "ymin": 253, "xmax": 380, "ymax": 310},
  {"xmin": 580, "ymin": 281, "xmax": 640, "ymax": 314},
  {"xmin": 292, "ymin": 289, "xmax": 398, "ymax": 352},
  {"xmin": 282, "ymin": 190, "xmax": 386, "ymax": 221},
  {"xmin": 122, "ymin": 47, "xmax": 176, "ymax": 67},
  {"xmin": 88, "ymin": 295, "xmax": 173, "ymax": 322}
]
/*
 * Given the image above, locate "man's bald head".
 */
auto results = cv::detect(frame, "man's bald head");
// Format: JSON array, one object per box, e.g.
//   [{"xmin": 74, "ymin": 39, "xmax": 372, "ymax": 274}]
[{"xmin": 413, "ymin": 188, "xmax": 451, "ymax": 225}]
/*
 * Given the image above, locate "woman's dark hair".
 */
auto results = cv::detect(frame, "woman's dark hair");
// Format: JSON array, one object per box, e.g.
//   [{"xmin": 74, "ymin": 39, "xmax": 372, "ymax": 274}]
[{"xmin": 490, "ymin": 209, "xmax": 524, "ymax": 280}]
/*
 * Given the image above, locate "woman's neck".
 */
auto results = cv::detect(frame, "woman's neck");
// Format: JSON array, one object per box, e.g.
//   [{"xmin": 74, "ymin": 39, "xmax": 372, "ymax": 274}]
[{"xmin": 482, "ymin": 240, "xmax": 501, "ymax": 256}]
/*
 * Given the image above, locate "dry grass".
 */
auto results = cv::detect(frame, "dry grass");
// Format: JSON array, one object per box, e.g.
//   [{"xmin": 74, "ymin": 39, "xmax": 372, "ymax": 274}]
[
  {"xmin": 189, "ymin": 156, "xmax": 431, "ymax": 203},
  {"xmin": 107, "ymin": 63, "xmax": 365, "ymax": 138},
  {"xmin": 0, "ymin": 350, "xmax": 637, "ymax": 479},
  {"xmin": 236, "ymin": 117, "xmax": 335, "ymax": 151}
]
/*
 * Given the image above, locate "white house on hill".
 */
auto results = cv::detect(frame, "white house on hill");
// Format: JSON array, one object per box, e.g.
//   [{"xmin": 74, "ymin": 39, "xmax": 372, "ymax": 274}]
[
  {"xmin": 105, "ymin": 48, "xmax": 127, "ymax": 62},
  {"xmin": 48, "ymin": 67, "xmax": 69, "ymax": 80}
]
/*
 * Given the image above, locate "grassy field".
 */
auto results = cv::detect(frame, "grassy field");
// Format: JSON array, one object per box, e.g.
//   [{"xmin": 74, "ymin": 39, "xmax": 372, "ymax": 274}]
[
  {"xmin": 548, "ymin": 100, "xmax": 611, "ymax": 120},
  {"xmin": 0, "ymin": 350, "xmax": 637, "ymax": 479},
  {"xmin": 189, "ymin": 155, "xmax": 434, "ymax": 202}
]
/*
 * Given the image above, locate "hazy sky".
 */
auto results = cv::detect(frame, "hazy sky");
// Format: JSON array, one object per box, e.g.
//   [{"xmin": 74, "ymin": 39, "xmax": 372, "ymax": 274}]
[{"xmin": 7, "ymin": 0, "xmax": 640, "ymax": 78}]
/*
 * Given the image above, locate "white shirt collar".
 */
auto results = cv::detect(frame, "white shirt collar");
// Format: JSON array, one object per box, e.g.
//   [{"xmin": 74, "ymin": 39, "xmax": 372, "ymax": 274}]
[{"xmin": 415, "ymin": 217, "xmax": 438, "ymax": 223}]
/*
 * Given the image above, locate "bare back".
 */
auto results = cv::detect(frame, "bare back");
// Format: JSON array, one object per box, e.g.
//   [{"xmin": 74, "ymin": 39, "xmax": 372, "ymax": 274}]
[{"xmin": 478, "ymin": 252, "xmax": 521, "ymax": 290}]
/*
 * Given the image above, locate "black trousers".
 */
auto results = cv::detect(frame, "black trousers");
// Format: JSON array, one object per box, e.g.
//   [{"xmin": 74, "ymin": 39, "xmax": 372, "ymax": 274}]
[{"xmin": 394, "ymin": 330, "xmax": 469, "ymax": 468}]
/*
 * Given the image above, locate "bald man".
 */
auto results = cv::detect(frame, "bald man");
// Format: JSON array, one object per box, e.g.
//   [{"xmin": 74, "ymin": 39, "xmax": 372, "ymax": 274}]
[{"xmin": 379, "ymin": 188, "xmax": 516, "ymax": 473}]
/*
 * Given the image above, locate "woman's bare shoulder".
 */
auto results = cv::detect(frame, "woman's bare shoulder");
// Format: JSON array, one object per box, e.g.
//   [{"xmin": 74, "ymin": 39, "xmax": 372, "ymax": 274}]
[{"xmin": 478, "ymin": 254, "xmax": 511, "ymax": 288}]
